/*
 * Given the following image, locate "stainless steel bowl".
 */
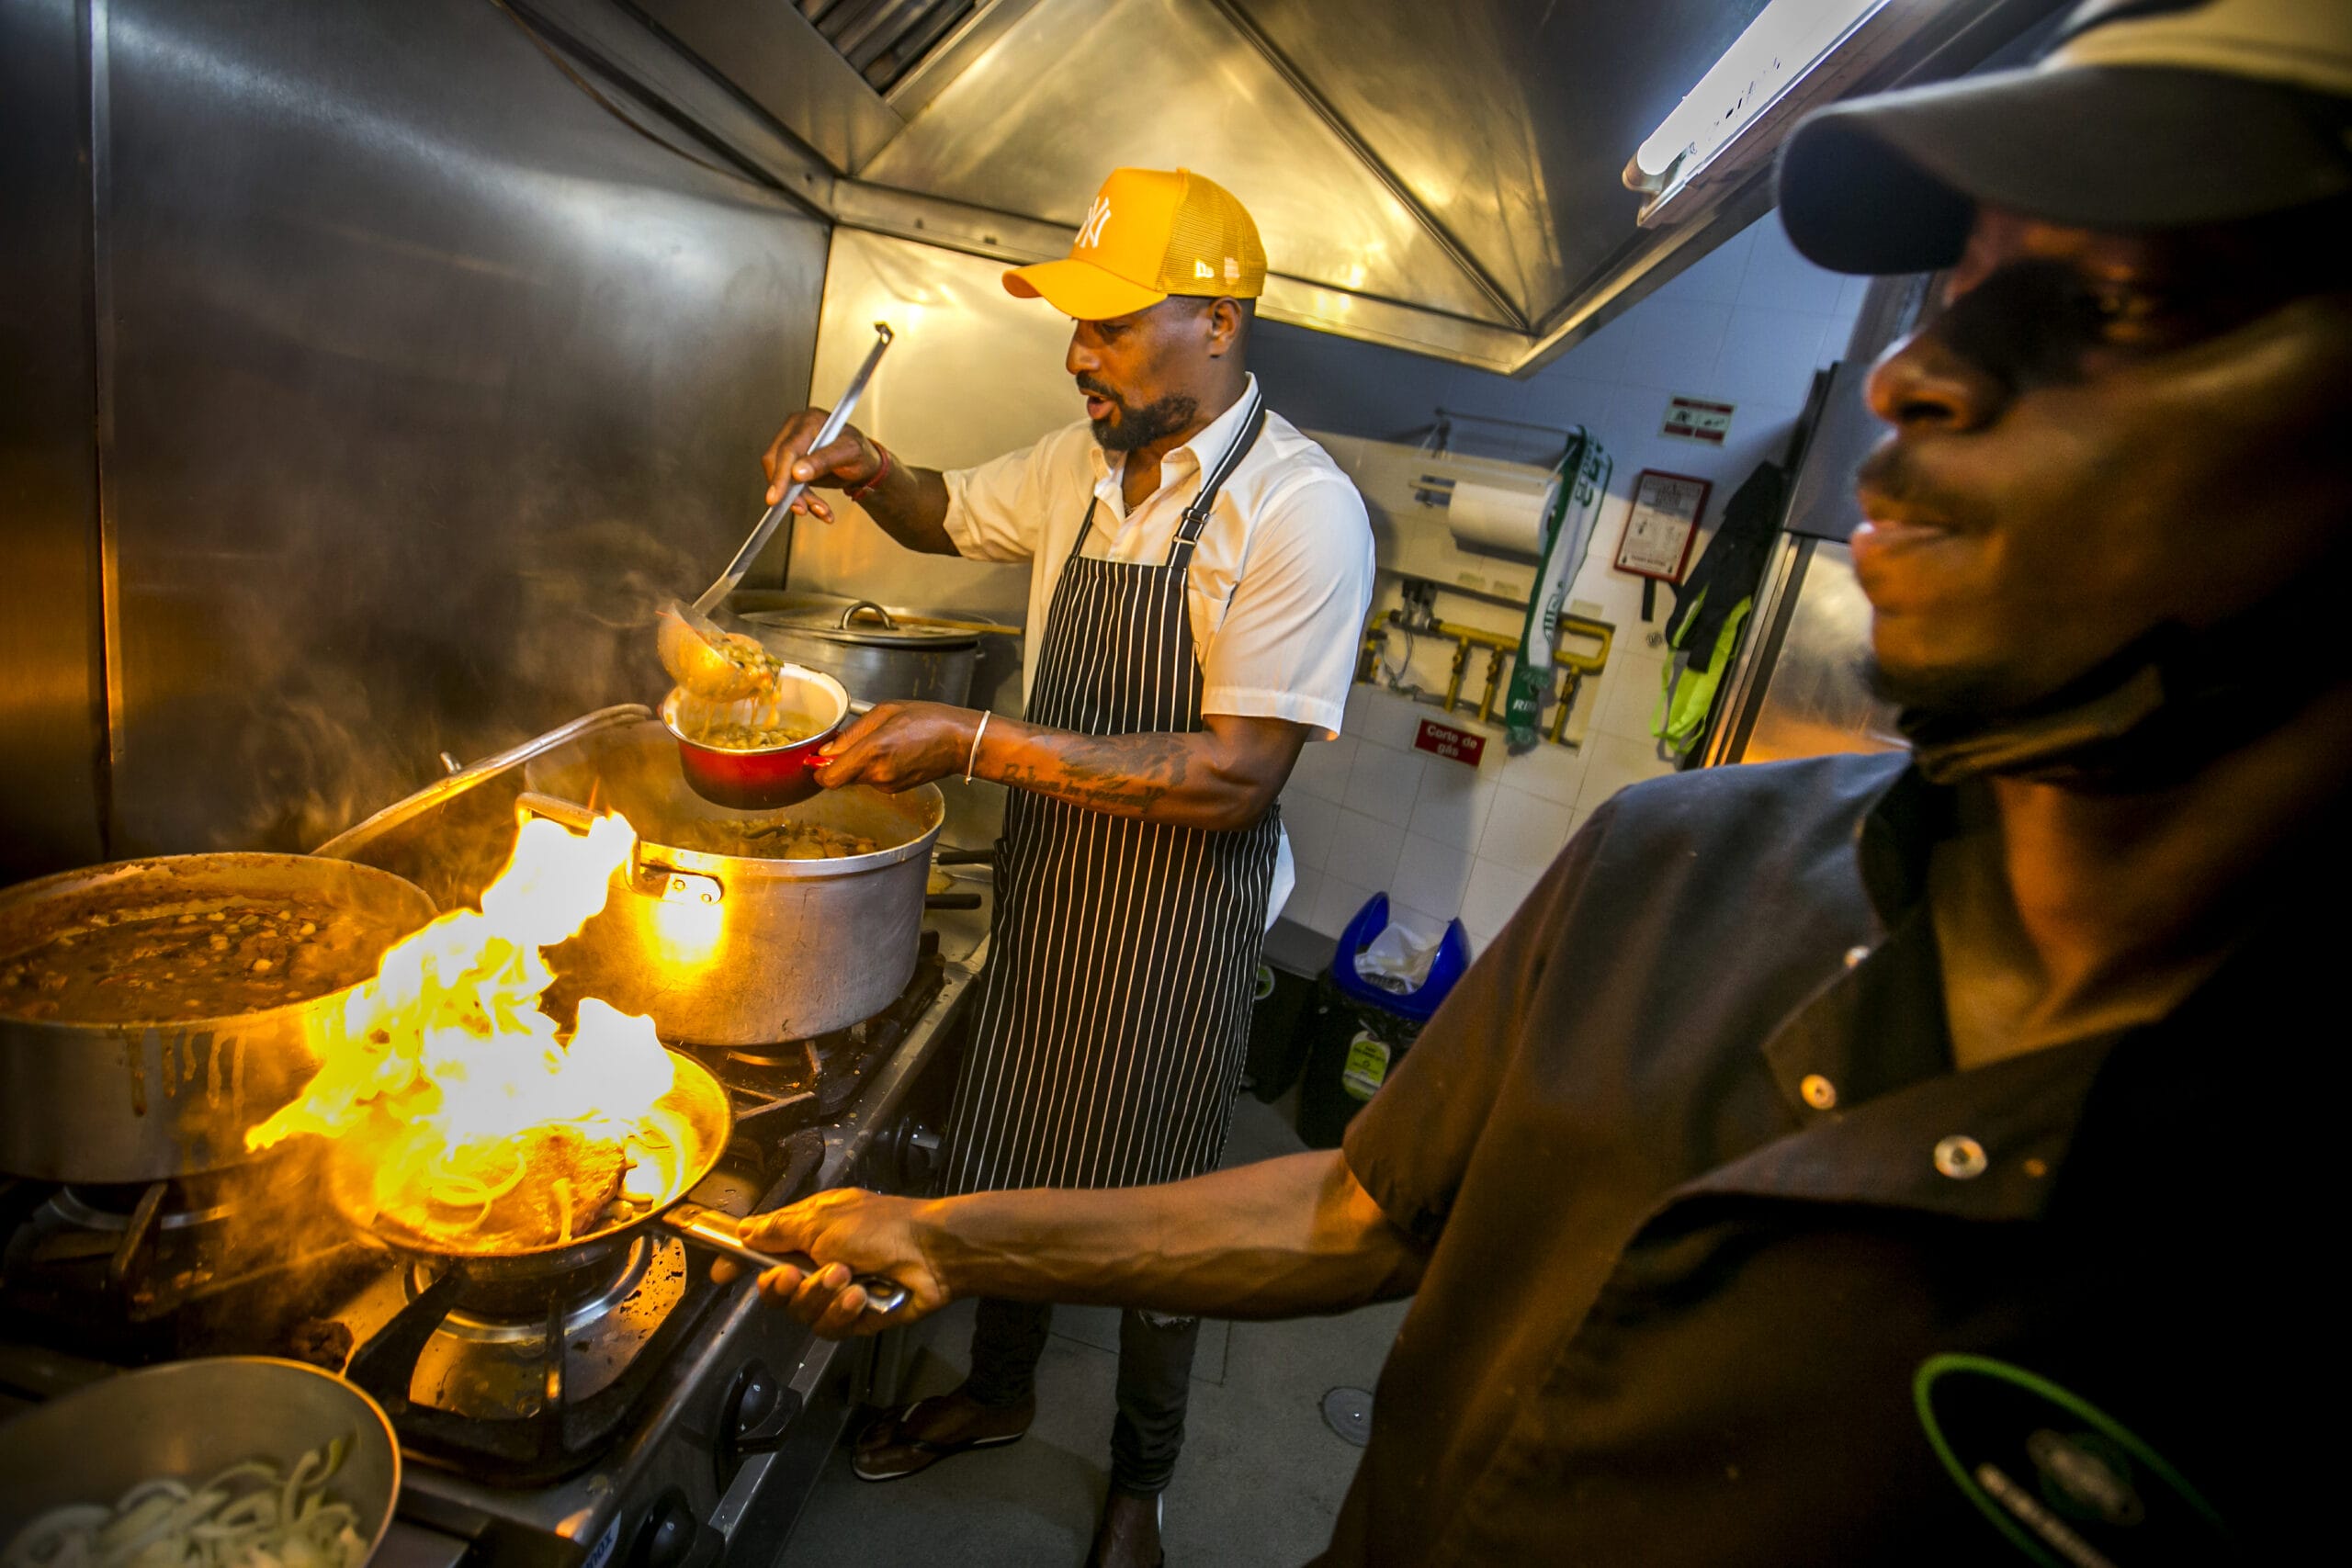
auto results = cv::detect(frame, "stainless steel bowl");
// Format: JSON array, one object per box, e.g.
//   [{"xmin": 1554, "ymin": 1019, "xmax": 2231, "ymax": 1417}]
[{"xmin": 0, "ymin": 1358, "xmax": 401, "ymax": 1560}]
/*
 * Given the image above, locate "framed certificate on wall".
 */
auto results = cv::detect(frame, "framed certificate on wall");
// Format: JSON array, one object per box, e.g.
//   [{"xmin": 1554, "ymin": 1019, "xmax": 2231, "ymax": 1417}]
[{"xmin": 1614, "ymin": 469, "xmax": 1711, "ymax": 581}]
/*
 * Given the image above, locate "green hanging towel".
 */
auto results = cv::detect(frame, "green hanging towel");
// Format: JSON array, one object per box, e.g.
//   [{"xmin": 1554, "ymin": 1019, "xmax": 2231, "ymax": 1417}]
[{"xmin": 1503, "ymin": 429, "xmax": 1611, "ymax": 754}]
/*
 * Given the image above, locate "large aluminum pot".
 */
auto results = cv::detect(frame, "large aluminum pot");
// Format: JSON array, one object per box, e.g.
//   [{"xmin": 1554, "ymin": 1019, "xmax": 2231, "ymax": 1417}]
[
  {"xmin": 0, "ymin": 1357, "xmax": 400, "ymax": 1562},
  {"xmin": 735, "ymin": 595, "xmax": 987, "ymax": 707},
  {"xmin": 523, "ymin": 720, "xmax": 944, "ymax": 1044},
  {"xmin": 0, "ymin": 855, "xmax": 436, "ymax": 1184}
]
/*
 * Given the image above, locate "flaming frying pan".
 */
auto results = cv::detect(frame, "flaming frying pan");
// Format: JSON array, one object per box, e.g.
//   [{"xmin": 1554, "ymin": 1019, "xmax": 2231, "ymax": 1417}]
[{"xmin": 322, "ymin": 1049, "xmax": 905, "ymax": 1311}]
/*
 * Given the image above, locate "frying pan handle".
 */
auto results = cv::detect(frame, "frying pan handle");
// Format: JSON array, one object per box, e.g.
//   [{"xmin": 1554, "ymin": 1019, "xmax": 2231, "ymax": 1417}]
[
  {"xmin": 665, "ymin": 1202, "xmax": 909, "ymax": 1314},
  {"xmin": 515, "ymin": 791, "xmax": 596, "ymax": 833}
]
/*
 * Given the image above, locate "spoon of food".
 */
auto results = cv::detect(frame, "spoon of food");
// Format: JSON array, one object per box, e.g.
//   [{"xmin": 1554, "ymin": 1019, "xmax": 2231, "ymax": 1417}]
[{"xmin": 658, "ymin": 321, "xmax": 896, "ymax": 700}]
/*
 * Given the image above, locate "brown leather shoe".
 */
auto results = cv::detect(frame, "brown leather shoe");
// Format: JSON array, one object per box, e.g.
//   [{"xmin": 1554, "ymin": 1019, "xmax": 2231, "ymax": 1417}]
[
  {"xmin": 1083, "ymin": 1490, "xmax": 1164, "ymax": 1568},
  {"xmin": 850, "ymin": 1387, "xmax": 1035, "ymax": 1483}
]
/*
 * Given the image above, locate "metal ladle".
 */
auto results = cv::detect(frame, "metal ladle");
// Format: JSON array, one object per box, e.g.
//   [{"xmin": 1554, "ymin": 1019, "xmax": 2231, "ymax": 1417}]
[{"xmin": 659, "ymin": 322, "xmax": 896, "ymax": 700}]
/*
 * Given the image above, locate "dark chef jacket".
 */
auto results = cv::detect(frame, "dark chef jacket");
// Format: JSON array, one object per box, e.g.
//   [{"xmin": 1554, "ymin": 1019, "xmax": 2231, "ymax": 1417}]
[{"xmin": 1321, "ymin": 750, "xmax": 2311, "ymax": 1566}]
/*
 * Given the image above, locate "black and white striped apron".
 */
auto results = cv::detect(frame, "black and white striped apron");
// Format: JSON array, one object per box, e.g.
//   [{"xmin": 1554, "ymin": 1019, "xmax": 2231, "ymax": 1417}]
[{"xmin": 940, "ymin": 397, "xmax": 1279, "ymax": 1196}]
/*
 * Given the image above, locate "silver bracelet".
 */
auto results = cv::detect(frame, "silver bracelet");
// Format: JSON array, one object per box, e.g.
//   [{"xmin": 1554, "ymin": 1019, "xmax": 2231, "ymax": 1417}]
[{"xmin": 965, "ymin": 711, "xmax": 991, "ymax": 784}]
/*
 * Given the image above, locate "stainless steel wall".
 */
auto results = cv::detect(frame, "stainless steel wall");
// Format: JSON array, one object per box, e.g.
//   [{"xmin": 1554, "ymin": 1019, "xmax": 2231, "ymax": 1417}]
[
  {"xmin": 6, "ymin": 0, "xmax": 831, "ymax": 866},
  {"xmin": 791, "ymin": 227, "xmax": 1059, "ymax": 638},
  {"xmin": 1, "ymin": 0, "xmax": 107, "ymax": 882}
]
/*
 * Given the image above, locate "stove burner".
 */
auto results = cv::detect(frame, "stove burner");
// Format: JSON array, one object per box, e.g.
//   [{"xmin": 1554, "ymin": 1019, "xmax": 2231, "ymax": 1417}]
[
  {"xmin": 345, "ymin": 1228, "xmax": 724, "ymax": 1484},
  {"xmin": 51, "ymin": 1184, "xmax": 232, "ymax": 1233},
  {"xmin": 409, "ymin": 1235, "xmax": 656, "ymax": 1341},
  {"xmin": 0, "ymin": 1147, "xmax": 368, "ymax": 1345},
  {"xmin": 391, "ymin": 1235, "xmax": 692, "ymax": 1425}
]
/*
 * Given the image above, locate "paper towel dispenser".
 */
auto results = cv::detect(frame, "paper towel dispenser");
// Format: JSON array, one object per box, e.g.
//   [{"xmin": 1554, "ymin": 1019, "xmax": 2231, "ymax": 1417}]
[{"xmin": 1320, "ymin": 435, "xmax": 1564, "ymax": 608}]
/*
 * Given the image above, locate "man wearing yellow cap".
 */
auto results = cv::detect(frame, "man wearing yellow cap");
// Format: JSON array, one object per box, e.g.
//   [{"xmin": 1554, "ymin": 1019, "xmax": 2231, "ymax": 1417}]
[{"xmin": 757, "ymin": 168, "xmax": 1374, "ymax": 1564}]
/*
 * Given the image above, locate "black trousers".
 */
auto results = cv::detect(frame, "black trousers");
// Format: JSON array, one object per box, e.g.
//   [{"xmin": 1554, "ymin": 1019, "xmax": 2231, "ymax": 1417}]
[{"xmin": 963, "ymin": 1297, "xmax": 1201, "ymax": 1495}]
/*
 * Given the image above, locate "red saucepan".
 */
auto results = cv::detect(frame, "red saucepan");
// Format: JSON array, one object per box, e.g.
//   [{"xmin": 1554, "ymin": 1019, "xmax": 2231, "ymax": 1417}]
[{"xmin": 661, "ymin": 665, "xmax": 870, "ymax": 810}]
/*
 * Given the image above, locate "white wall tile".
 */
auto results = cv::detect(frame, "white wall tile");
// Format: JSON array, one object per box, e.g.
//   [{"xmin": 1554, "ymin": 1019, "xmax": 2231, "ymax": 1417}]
[
  {"xmin": 1336, "ymin": 808, "xmax": 1407, "ymax": 892},
  {"xmin": 1576, "ymin": 729, "xmax": 1674, "ymax": 813},
  {"xmin": 1391, "ymin": 831, "xmax": 1476, "ymax": 920},
  {"xmin": 1281, "ymin": 789, "xmax": 1343, "ymax": 872},
  {"xmin": 1712, "ymin": 308, "xmax": 1837, "ymax": 409},
  {"xmin": 1653, "ymin": 226, "xmax": 1755, "ymax": 307},
  {"xmin": 1550, "ymin": 311, "xmax": 1632, "ymax": 385},
  {"xmin": 1283, "ymin": 863, "xmax": 1325, "ymax": 929},
  {"xmin": 1286, "ymin": 732, "xmax": 1357, "ymax": 802},
  {"xmin": 1408, "ymin": 763, "xmax": 1495, "ymax": 850},
  {"xmin": 1311, "ymin": 870, "xmax": 1379, "ymax": 940},
  {"xmin": 1611, "ymin": 299, "xmax": 1736, "ymax": 395},
  {"xmin": 1460, "ymin": 856, "xmax": 1542, "ymax": 950},
  {"xmin": 1595, "ymin": 651, "xmax": 1668, "ymax": 743},
  {"xmin": 1341, "ymin": 685, "xmax": 1426, "ymax": 752},
  {"xmin": 1495, "ymin": 739, "xmax": 1588, "ymax": 807},
  {"xmin": 1342, "ymin": 741, "xmax": 1428, "ymax": 828},
  {"xmin": 1477, "ymin": 787, "xmax": 1577, "ymax": 871},
  {"xmin": 1738, "ymin": 219, "xmax": 1850, "ymax": 316},
  {"xmin": 1384, "ymin": 899, "xmax": 1453, "ymax": 944}
]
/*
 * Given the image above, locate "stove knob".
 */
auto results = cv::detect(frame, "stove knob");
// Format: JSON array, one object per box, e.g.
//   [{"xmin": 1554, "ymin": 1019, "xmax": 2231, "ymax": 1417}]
[
  {"xmin": 717, "ymin": 1358, "xmax": 803, "ymax": 1486},
  {"xmin": 625, "ymin": 1487, "xmax": 708, "ymax": 1568}
]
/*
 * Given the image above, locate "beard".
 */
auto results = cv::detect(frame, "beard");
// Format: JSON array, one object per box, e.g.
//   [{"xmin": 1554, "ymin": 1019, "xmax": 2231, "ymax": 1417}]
[
  {"xmin": 1082, "ymin": 378, "xmax": 1197, "ymax": 455},
  {"xmin": 1864, "ymin": 652, "xmax": 2017, "ymax": 719}
]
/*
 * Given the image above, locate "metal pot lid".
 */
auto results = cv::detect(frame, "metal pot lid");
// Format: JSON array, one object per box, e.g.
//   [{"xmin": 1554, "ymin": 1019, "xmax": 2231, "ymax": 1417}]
[{"xmin": 741, "ymin": 599, "xmax": 987, "ymax": 649}]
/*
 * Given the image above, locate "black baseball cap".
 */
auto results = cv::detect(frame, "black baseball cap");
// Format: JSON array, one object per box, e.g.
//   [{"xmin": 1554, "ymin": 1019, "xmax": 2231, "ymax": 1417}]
[{"xmin": 1779, "ymin": 0, "xmax": 2352, "ymax": 275}]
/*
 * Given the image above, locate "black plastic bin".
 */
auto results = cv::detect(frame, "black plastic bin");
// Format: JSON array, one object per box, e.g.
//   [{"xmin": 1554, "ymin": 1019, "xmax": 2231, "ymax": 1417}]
[
  {"xmin": 1297, "ymin": 975, "xmax": 1430, "ymax": 1147},
  {"xmin": 1242, "ymin": 961, "xmax": 1317, "ymax": 1102}
]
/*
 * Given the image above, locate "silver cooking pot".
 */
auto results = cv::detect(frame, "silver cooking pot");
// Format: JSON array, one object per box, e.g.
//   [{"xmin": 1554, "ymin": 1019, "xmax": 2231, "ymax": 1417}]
[
  {"xmin": 732, "ymin": 594, "xmax": 1002, "ymax": 708},
  {"xmin": 521, "ymin": 719, "xmax": 944, "ymax": 1044},
  {"xmin": 0, "ymin": 855, "xmax": 436, "ymax": 1184}
]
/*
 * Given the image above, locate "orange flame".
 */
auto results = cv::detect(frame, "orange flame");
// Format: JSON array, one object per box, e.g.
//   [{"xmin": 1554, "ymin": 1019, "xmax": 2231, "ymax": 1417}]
[{"xmin": 250, "ymin": 814, "xmax": 684, "ymax": 1235}]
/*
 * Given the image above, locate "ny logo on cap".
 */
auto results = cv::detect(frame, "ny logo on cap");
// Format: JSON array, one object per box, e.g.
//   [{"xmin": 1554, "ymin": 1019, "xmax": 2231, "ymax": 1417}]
[{"xmin": 1078, "ymin": 197, "xmax": 1113, "ymax": 249}]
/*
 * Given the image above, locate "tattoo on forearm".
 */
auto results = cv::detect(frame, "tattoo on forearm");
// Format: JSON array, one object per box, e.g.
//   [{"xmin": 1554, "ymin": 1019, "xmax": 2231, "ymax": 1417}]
[{"xmin": 996, "ymin": 732, "xmax": 1209, "ymax": 820}]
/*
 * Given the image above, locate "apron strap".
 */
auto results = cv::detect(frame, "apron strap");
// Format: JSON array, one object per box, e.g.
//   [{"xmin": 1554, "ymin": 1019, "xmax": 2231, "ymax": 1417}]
[{"xmin": 1168, "ymin": 390, "xmax": 1268, "ymax": 570}]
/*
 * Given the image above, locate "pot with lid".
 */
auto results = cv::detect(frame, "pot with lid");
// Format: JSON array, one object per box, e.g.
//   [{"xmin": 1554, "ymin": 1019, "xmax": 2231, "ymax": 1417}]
[
  {"xmin": 523, "ymin": 718, "xmax": 944, "ymax": 1044},
  {"xmin": 733, "ymin": 595, "xmax": 1012, "ymax": 708}
]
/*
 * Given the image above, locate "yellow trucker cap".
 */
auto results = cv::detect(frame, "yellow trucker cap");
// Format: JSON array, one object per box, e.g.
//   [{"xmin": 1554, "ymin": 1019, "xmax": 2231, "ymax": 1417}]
[{"xmin": 1004, "ymin": 167, "xmax": 1267, "ymax": 321}]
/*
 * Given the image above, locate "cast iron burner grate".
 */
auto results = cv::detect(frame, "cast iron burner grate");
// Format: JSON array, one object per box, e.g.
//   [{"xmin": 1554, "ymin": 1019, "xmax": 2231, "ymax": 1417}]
[
  {"xmin": 0, "ymin": 1148, "xmax": 373, "ymax": 1357},
  {"xmin": 694, "ymin": 943, "xmax": 946, "ymax": 1129},
  {"xmin": 345, "ymin": 1247, "xmax": 726, "ymax": 1488}
]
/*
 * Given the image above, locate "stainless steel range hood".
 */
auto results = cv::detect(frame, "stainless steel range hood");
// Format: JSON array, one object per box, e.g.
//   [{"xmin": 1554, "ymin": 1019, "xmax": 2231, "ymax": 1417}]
[{"xmin": 590, "ymin": 0, "xmax": 2059, "ymax": 373}]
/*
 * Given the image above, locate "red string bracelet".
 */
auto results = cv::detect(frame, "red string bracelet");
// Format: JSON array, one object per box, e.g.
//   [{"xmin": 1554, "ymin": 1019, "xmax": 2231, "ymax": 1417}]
[{"xmin": 846, "ymin": 442, "xmax": 894, "ymax": 503}]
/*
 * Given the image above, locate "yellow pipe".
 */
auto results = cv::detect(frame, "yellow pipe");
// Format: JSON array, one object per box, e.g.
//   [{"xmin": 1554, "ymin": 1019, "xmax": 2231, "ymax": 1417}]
[
  {"xmin": 1429, "ymin": 615, "xmax": 1613, "ymax": 675},
  {"xmin": 1549, "ymin": 670, "xmax": 1581, "ymax": 744},
  {"xmin": 1443, "ymin": 638, "xmax": 1470, "ymax": 711},
  {"xmin": 1477, "ymin": 647, "xmax": 1508, "ymax": 725}
]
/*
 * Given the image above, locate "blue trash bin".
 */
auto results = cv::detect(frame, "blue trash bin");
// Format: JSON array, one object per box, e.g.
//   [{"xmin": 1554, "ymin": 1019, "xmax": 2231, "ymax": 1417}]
[{"xmin": 1297, "ymin": 895, "xmax": 1470, "ymax": 1146}]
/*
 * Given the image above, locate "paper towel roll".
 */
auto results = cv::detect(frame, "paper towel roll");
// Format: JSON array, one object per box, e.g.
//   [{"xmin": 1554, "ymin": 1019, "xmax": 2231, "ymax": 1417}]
[{"xmin": 1446, "ymin": 478, "xmax": 1555, "ymax": 557}]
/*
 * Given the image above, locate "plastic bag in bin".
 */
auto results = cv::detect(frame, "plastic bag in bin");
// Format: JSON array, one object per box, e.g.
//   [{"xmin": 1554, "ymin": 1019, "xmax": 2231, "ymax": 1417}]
[{"xmin": 1330, "ymin": 894, "xmax": 1468, "ymax": 1021}]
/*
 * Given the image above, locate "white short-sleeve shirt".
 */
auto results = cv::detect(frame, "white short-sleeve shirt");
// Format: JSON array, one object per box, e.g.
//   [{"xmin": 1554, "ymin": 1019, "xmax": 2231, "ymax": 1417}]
[{"xmin": 940, "ymin": 376, "xmax": 1374, "ymax": 741}]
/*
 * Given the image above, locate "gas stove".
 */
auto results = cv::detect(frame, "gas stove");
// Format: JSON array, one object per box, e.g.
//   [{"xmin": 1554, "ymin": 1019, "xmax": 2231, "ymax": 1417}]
[{"xmin": 0, "ymin": 903, "xmax": 987, "ymax": 1568}]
